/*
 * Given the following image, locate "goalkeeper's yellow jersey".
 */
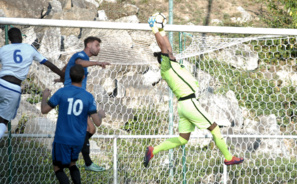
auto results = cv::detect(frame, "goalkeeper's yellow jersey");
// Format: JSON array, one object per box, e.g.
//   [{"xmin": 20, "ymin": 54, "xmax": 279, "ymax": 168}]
[{"xmin": 160, "ymin": 54, "xmax": 199, "ymax": 99}]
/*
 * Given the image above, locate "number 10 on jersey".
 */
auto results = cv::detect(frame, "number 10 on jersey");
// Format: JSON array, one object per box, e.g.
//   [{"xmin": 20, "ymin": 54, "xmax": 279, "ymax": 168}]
[{"xmin": 67, "ymin": 98, "xmax": 83, "ymax": 116}]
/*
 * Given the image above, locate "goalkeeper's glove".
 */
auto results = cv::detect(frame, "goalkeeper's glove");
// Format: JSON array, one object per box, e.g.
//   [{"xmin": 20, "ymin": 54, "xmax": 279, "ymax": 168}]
[
  {"xmin": 151, "ymin": 12, "xmax": 166, "ymax": 36},
  {"xmin": 148, "ymin": 16, "xmax": 159, "ymax": 34}
]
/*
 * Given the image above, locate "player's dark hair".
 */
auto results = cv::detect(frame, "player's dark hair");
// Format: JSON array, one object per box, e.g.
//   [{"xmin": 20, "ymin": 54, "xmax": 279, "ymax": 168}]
[
  {"xmin": 8, "ymin": 27, "xmax": 22, "ymax": 43},
  {"xmin": 84, "ymin": 36, "xmax": 101, "ymax": 48},
  {"xmin": 70, "ymin": 64, "xmax": 85, "ymax": 83}
]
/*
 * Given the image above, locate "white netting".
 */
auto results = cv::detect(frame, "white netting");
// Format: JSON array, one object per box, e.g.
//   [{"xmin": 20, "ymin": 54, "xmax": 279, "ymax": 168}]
[{"xmin": 1, "ymin": 23, "xmax": 297, "ymax": 184}]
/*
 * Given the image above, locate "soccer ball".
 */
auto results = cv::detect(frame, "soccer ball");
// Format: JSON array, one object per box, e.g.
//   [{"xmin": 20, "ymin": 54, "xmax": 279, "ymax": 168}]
[{"xmin": 153, "ymin": 12, "xmax": 167, "ymax": 29}]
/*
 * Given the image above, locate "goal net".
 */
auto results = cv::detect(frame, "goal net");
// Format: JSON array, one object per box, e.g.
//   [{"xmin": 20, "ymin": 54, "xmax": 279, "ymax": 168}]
[{"xmin": 0, "ymin": 18, "xmax": 297, "ymax": 184}]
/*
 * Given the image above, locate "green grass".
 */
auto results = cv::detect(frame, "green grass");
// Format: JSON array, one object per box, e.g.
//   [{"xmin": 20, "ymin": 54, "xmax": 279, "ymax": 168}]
[
  {"xmin": 121, "ymin": 107, "xmax": 168, "ymax": 135},
  {"xmin": 0, "ymin": 137, "xmax": 114, "ymax": 184},
  {"xmin": 116, "ymin": 142, "xmax": 297, "ymax": 183},
  {"xmin": 23, "ymin": 77, "xmax": 43, "ymax": 105},
  {"xmin": 0, "ymin": 138, "xmax": 54, "ymax": 184},
  {"xmin": 1, "ymin": 136, "xmax": 297, "ymax": 183}
]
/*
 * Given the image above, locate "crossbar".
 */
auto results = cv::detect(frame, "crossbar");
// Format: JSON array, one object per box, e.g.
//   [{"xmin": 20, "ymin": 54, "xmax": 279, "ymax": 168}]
[{"xmin": 0, "ymin": 17, "xmax": 297, "ymax": 35}]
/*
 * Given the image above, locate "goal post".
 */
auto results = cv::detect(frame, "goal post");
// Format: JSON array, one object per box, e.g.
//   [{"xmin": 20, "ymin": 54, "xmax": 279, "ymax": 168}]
[
  {"xmin": 1, "ymin": 17, "xmax": 297, "ymax": 184},
  {"xmin": 1, "ymin": 17, "xmax": 297, "ymax": 35}
]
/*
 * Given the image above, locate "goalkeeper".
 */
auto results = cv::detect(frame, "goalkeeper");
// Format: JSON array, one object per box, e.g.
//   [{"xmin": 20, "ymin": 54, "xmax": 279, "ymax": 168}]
[{"xmin": 144, "ymin": 15, "xmax": 244, "ymax": 167}]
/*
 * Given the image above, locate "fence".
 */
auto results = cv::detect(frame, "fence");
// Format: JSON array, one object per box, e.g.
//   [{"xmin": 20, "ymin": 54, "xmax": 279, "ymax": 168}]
[{"xmin": 1, "ymin": 17, "xmax": 297, "ymax": 184}]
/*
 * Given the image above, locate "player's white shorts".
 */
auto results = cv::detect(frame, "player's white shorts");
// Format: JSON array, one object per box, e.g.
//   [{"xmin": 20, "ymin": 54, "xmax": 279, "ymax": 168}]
[{"xmin": 0, "ymin": 79, "xmax": 21, "ymax": 121}]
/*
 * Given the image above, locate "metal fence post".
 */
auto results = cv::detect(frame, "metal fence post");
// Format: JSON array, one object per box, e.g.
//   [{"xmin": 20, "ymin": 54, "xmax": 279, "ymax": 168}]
[
  {"xmin": 168, "ymin": 0, "xmax": 174, "ymax": 182},
  {"xmin": 113, "ymin": 137, "xmax": 118, "ymax": 184},
  {"xmin": 223, "ymin": 137, "xmax": 228, "ymax": 184}
]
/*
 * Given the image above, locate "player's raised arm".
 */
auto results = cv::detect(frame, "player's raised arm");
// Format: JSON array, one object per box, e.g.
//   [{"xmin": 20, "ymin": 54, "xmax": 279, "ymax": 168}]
[
  {"xmin": 148, "ymin": 16, "xmax": 167, "ymax": 53},
  {"xmin": 41, "ymin": 88, "xmax": 53, "ymax": 114},
  {"xmin": 75, "ymin": 58, "xmax": 110, "ymax": 68},
  {"xmin": 54, "ymin": 63, "xmax": 68, "ymax": 83},
  {"xmin": 97, "ymin": 61, "xmax": 110, "ymax": 69},
  {"xmin": 43, "ymin": 60, "xmax": 64, "ymax": 80},
  {"xmin": 149, "ymin": 14, "xmax": 176, "ymax": 60},
  {"xmin": 90, "ymin": 109, "xmax": 106, "ymax": 127}
]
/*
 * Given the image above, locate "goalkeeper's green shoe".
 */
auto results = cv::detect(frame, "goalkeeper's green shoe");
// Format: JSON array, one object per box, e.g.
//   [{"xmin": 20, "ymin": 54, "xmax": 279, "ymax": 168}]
[
  {"xmin": 85, "ymin": 163, "xmax": 106, "ymax": 172},
  {"xmin": 143, "ymin": 146, "xmax": 154, "ymax": 167}
]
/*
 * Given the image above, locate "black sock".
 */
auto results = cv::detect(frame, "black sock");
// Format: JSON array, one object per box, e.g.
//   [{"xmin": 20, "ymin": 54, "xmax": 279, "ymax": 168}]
[
  {"xmin": 55, "ymin": 169, "xmax": 70, "ymax": 184},
  {"xmin": 69, "ymin": 165, "xmax": 81, "ymax": 184},
  {"xmin": 82, "ymin": 131, "xmax": 93, "ymax": 166},
  {"xmin": 88, "ymin": 132, "xmax": 94, "ymax": 139}
]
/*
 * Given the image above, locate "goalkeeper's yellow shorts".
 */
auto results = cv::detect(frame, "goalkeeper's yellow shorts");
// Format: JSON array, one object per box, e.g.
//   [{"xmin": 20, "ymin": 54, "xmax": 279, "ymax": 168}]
[{"xmin": 178, "ymin": 97, "xmax": 214, "ymax": 133}]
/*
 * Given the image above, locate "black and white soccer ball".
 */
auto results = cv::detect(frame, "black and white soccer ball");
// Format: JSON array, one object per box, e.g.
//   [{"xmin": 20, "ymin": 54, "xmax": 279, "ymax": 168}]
[{"xmin": 153, "ymin": 12, "xmax": 167, "ymax": 29}]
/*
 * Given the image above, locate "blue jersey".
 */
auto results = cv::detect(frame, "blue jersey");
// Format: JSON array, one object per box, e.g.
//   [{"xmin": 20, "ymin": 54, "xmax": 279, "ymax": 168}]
[
  {"xmin": 64, "ymin": 51, "xmax": 89, "ymax": 89},
  {"xmin": 48, "ymin": 85, "xmax": 97, "ymax": 146}
]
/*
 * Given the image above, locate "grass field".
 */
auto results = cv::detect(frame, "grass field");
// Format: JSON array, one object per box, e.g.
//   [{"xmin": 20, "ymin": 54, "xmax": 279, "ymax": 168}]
[{"xmin": 1, "ymin": 136, "xmax": 297, "ymax": 184}]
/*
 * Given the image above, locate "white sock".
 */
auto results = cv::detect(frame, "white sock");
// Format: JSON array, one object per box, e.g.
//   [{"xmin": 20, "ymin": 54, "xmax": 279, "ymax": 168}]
[{"xmin": 0, "ymin": 123, "xmax": 7, "ymax": 139}]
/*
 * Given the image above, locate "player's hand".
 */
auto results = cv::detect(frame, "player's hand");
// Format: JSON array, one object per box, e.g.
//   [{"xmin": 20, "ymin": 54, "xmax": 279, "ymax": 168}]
[
  {"xmin": 97, "ymin": 62, "xmax": 111, "ymax": 69},
  {"xmin": 148, "ymin": 16, "xmax": 156, "ymax": 28},
  {"xmin": 148, "ymin": 16, "xmax": 159, "ymax": 34},
  {"xmin": 98, "ymin": 109, "xmax": 106, "ymax": 119},
  {"xmin": 42, "ymin": 88, "xmax": 51, "ymax": 98}
]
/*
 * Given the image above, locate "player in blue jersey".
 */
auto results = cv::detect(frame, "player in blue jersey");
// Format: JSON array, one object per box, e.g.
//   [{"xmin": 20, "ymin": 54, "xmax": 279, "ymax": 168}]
[
  {"xmin": 55, "ymin": 36, "xmax": 110, "ymax": 171},
  {"xmin": 0, "ymin": 27, "xmax": 64, "ymax": 139},
  {"xmin": 63, "ymin": 37, "xmax": 110, "ymax": 89},
  {"xmin": 41, "ymin": 64, "xmax": 106, "ymax": 184}
]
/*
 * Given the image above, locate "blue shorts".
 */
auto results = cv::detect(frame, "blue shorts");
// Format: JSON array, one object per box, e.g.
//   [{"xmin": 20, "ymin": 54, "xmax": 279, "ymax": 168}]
[{"xmin": 52, "ymin": 142, "xmax": 83, "ymax": 168}]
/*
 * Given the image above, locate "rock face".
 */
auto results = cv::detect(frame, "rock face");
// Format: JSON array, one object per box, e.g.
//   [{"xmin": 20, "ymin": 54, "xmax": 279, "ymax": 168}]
[
  {"xmin": 0, "ymin": 0, "xmax": 98, "ymax": 20},
  {"xmin": 97, "ymin": 10, "xmax": 108, "ymax": 21},
  {"xmin": 232, "ymin": 6, "xmax": 253, "ymax": 23},
  {"xmin": 122, "ymin": 4, "xmax": 139, "ymax": 15},
  {"xmin": 176, "ymin": 35, "xmax": 259, "ymax": 70},
  {"xmin": 0, "ymin": 0, "xmax": 50, "ymax": 18},
  {"xmin": 242, "ymin": 115, "xmax": 287, "ymax": 156},
  {"xmin": 277, "ymin": 70, "xmax": 297, "ymax": 86},
  {"xmin": 199, "ymin": 90, "xmax": 243, "ymax": 127}
]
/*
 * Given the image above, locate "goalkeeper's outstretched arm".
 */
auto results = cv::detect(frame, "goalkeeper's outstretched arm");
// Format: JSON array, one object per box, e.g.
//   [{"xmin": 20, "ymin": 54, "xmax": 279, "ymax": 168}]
[
  {"xmin": 148, "ymin": 16, "xmax": 175, "ymax": 60},
  {"xmin": 154, "ymin": 32, "xmax": 167, "ymax": 53},
  {"xmin": 162, "ymin": 34, "xmax": 176, "ymax": 60}
]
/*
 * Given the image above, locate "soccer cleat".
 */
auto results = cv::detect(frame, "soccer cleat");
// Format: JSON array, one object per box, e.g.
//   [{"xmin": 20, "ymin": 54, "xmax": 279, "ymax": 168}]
[
  {"xmin": 143, "ymin": 146, "xmax": 154, "ymax": 167},
  {"xmin": 224, "ymin": 156, "xmax": 244, "ymax": 165},
  {"xmin": 85, "ymin": 163, "xmax": 106, "ymax": 172}
]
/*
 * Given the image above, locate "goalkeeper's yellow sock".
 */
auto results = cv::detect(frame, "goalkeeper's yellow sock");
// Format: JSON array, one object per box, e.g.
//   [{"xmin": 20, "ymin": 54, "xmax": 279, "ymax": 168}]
[
  {"xmin": 211, "ymin": 126, "xmax": 233, "ymax": 161},
  {"xmin": 153, "ymin": 136, "xmax": 188, "ymax": 155}
]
